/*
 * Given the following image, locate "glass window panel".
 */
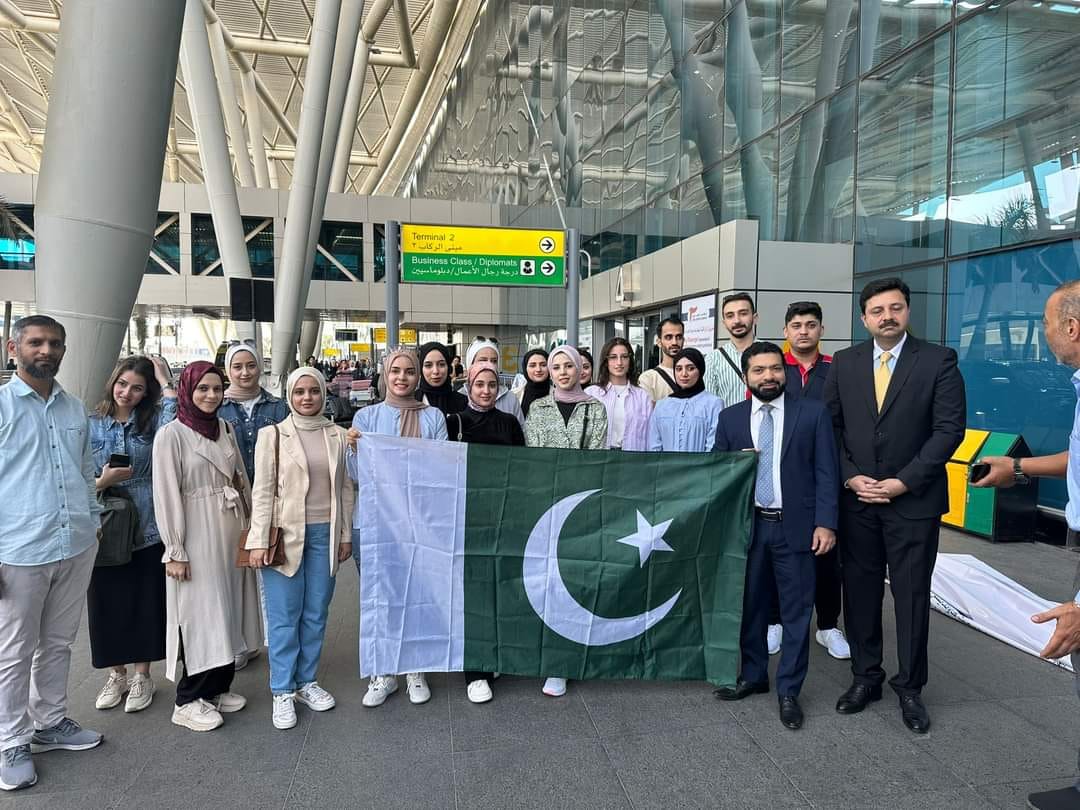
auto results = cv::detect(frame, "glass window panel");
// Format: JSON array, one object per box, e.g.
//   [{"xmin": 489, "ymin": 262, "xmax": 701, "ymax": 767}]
[
  {"xmin": 856, "ymin": 32, "xmax": 950, "ymax": 272},
  {"xmin": 860, "ymin": 0, "xmax": 952, "ymax": 75},
  {"xmin": 780, "ymin": 0, "xmax": 859, "ymax": 123},
  {"xmin": 723, "ymin": 0, "xmax": 781, "ymax": 155},
  {"xmin": 313, "ymin": 221, "xmax": 363, "ymax": 282},
  {"xmin": 145, "ymin": 213, "xmax": 180, "ymax": 275},
  {"xmin": 190, "ymin": 215, "xmax": 272, "ymax": 278},
  {"xmin": 0, "ymin": 204, "xmax": 35, "ymax": 271},
  {"xmin": 852, "ymin": 263, "xmax": 944, "ymax": 342},
  {"xmin": 722, "ymin": 133, "xmax": 778, "ymax": 238},
  {"xmin": 777, "ymin": 84, "xmax": 855, "ymax": 243},
  {"xmin": 944, "ymin": 238, "xmax": 1080, "ymax": 511},
  {"xmin": 949, "ymin": 1, "xmax": 1080, "ymax": 255}
]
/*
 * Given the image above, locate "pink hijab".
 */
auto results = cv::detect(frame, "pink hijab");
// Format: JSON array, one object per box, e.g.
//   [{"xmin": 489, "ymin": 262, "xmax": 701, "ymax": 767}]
[
  {"xmin": 548, "ymin": 346, "xmax": 594, "ymax": 404},
  {"xmin": 466, "ymin": 361, "xmax": 500, "ymax": 412}
]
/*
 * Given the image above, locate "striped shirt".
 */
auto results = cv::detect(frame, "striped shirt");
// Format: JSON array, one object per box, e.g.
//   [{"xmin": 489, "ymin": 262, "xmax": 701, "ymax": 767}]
[{"xmin": 704, "ymin": 343, "xmax": 747, "ymax": 406}]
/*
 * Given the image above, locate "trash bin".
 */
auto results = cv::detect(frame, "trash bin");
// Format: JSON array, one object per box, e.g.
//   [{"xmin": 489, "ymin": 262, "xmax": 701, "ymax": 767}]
[{"xmin": 943, "ymin": 430, "xmax": 1038, "ymax": 542}]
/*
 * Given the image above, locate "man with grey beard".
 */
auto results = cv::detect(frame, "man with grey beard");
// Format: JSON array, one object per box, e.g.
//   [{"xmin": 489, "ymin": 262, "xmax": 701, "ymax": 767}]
[{"xmin": 0, "ymin": 315, "xmax": 103, "ymax": 792}]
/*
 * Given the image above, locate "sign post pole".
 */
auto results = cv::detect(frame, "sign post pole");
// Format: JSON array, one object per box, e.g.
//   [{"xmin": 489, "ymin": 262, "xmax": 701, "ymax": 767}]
[
  {"xmin": 565, "ymin": 228, "xmax": 580, "ymax": 347},
  {"xmin": 385, "ymin": 220, "xmax": 400, "ymax": 348}
]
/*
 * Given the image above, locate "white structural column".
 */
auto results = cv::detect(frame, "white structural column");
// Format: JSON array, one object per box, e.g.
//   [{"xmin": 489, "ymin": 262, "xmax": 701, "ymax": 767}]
[
  {"xmin": 271, "ymin": 0, "xmax": 343, "ymax": 377},
  {"xmin": 300, "ymin": 2, "xmax": 367, "ymax": 289},
  {"xmin": 207, "ymin": 19, "xmax": 256, "ymax": 187},
  {"xmin": 240, "ymin": 70, "xmax": 271, "ymax": 187},
  {"xmin": 180, "ymin": 0, "xmax": 254, "ymax": 339},
  {"xmin": 35, "ymin": 0, "xmax": 184, "ymax": 403},
  {"xmin": 299, "ymin": 319, "xmax": 322, "ymax": 364}
]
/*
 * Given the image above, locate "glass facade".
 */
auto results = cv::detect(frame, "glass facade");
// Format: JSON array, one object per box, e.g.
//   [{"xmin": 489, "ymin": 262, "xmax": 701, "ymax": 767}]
[
  {"xmin": 0, "ymin": 204, "xmax": 35, "ymax": 270},
  {"xmin": 313, "ymin": 220, "xmax": 364, "ymax": 282},
  {"xmin": 146, "ymin": 212, "xmax": 181, "ymax": 275},
  {"xmin": 191, "ymin": 214, "xmax": 275, "ymax": 278},
  {"xmin": 401, "ymin": 0, "xmax": 1080, "ymax": 511}
]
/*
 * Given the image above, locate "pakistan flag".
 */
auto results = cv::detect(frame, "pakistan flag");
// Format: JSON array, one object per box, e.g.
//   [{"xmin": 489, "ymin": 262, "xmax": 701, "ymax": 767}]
[{"xmin": 354, "ymin": 434, "xmax": 755, "ymax": 687}]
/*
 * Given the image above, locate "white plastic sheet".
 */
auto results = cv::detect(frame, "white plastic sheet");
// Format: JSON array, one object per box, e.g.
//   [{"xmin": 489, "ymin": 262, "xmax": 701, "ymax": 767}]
[{"xmin": 930, "ymin": 553, "xmax": 1073, "ymax": 672}]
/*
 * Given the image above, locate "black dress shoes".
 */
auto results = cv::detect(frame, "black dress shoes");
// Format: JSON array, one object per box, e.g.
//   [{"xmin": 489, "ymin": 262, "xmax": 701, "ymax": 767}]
[
  {"xmin": 1027, "ymin": 786, "xmax": 1080, "ymax": 809},
  {"xmin": 899, "ymin": 694, "xmax": 931, "ymax": 734},
  {"xmin": 835, "ymin": 683, "xmax": 883, "ymax": 714},
  {"xmin": 713, "ymin": 679, "xmax": 769, "ymax": 701},
  {"xmin": 778, "ymin": 696, "xmax": 803, "ymax": 730}
]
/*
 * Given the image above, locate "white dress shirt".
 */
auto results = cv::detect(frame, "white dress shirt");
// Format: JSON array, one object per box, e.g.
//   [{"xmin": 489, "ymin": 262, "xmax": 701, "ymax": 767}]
[
  {"xmin": 872, "ymin": 331, "xmax": 908, "ymax": 375},
  {"xmin": 750, "ymin": 394, "xmax": 784, "ymax": 509},
  {"xmin": 610, "ymin": 383, "xmax": 628, "ymax": 448}
]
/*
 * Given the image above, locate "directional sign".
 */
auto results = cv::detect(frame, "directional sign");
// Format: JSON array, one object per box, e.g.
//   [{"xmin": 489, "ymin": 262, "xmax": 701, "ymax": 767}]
[
  {"xmin": 372, "ymin": 327, "xmax": 418, "ymax": 344},
  {"xmin": 401, "ymin": 224, "xmax": 565, "ymax": 287}
]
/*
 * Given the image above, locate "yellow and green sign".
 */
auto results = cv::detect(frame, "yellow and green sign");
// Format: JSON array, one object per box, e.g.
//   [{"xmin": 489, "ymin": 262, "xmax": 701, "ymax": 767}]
[{"xmin": 401, "ymin": 224, "xmax": 565, "ymax": 287}]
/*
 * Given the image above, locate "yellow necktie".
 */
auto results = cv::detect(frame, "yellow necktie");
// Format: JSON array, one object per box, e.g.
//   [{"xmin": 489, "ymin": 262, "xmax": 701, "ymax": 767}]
[{"xmin": 875, "ymin": 351, "xmax": 893, "ymax": 410}]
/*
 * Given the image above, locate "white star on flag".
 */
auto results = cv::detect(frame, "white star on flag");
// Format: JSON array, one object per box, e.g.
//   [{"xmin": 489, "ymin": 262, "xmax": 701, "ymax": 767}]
[{"xmin": 616, "ymin": 511, "xmax": 675, "ymax": 567}]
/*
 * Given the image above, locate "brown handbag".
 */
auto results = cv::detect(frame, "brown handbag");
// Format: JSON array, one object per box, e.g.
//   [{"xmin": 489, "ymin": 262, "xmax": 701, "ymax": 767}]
[{"xmin": 235, "ymin": 424, "xmax": 287, "ymax": 568}]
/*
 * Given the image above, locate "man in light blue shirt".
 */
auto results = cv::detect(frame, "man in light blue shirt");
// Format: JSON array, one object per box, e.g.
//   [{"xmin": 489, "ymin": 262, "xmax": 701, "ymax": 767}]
[
  {"xmin": 974, "ymin": 281, "xmax": 1080, "ymax": 810},
  {"xmin": 0, "ymin": 316, "xmax": 103, "ymax": 792}
]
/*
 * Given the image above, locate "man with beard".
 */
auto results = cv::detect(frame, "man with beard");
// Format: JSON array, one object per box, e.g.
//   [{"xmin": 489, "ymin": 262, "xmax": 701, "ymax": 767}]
[
  {"xmin": 637, "ymin": 317, "xmax": 685, "ymax": 403},
  {"xmin": 970, "ymin": 280, "xmax": 1080, "ymax": 810},
  {"xmin": 825, "ymin": 278, "xmax": 965, "ymax": 735},
  {"xmin": 712, "ymin": 342, "xmax": 839, "ymax": 730},
  {"xmin": 0, "ymin": 316, "xmax": 103, "ymax": 792},
  {"xmin": 705, "ymin": 293, "xmax": 757, "ymax": 407}
]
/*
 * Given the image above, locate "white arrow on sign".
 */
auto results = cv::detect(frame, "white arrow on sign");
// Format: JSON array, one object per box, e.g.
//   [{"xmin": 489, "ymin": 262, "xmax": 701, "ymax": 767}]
[
  {"xmin": 540, "ymin": 260, "xmax": 557, "ymax": 276},
  {"xmin": 539, "ymin": 237, "xmax": 556, "ymax": 253}
]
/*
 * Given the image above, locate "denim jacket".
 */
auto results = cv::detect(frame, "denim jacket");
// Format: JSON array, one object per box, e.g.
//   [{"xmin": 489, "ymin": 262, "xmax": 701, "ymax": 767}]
[
  {"xmin": 218, "ymin": 389, "xmax": 289, "ymax": 482},
  {"xmin": 89, "ymin": 397, "xmax": 178, "ymax": 550}
]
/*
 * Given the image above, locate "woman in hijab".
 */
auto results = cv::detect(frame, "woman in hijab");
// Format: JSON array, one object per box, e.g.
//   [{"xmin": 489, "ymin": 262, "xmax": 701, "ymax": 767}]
[
  {"xmin": 152, "ymin": 362, "xmax": 262, "ymax": 733},
  {"xmin": 512, "ymin": 348, "xmax": 550, "ymax": 418},
  {"xmin": 648, "ymin": 347, "xmax": 725, "ymax": 452},
  {"xmin": 521, "ymin": 346, "xmax": 607, "ymax": 699},
  {"xmin": 218, "ymin": 341, "xmax": 288, "ymax": 483},
  {"xmin": 445, "ymin": 361, "xmax": 525, "ymax": 704},
  {"xmin": 346, "ymin": 348, "xmax": 447, "ymax": 708},
  {"xmin": 585, "ymin": 337, "xmax": 653, "ymax": 451},
  {"xmin": 523, "ymin": 346, "xmax": 607, "ymax": 454},
  {"xmin": 463, "ymin": 338, "xmax": 525, "ymax": 425},
  {"xmin": 417, "ymin": 341, "xmax": 467, "ymax": 415},
  {"xmin": 245, "ymin": 368, "xmax": 355, "ymax": 730}
]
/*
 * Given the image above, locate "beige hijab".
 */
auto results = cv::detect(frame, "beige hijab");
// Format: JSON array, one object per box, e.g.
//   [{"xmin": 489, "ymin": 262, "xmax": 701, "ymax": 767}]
[{"xmin": 382, "ymin": 348, "xmax": 427, "ymax": 438}]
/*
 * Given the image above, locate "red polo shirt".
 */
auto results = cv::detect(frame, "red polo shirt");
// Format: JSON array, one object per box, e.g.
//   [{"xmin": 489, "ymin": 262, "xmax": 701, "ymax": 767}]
[{"xmin": 784, "ymin": 349, "xmax": 832, "ymax": 387}]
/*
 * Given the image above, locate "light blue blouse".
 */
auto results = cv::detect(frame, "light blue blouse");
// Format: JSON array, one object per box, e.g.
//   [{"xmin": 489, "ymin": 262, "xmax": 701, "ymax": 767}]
[
  {"xmin": 350, "ymin": 402, "xmax": 448, "ymax": 441},
  {"xmin": 647, "ymin": 392, "xmax": 725, "ymax": 452}
]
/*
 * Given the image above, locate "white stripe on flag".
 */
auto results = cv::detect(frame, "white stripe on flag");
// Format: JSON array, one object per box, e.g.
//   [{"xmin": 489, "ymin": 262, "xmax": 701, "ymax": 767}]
[{"xmin": 356, "ymin": 434, "xmax": 467, "ymax": 676}]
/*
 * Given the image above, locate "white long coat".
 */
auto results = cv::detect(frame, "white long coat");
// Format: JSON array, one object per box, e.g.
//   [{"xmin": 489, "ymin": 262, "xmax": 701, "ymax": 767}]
[{"xmin": 152, "ymin": 419, "xmax": 262, "ymax": 680}]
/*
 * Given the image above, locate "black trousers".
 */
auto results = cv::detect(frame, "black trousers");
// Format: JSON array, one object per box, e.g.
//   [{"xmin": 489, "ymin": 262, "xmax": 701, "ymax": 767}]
[
  {"xmin": 768, "ymin": 546, "xmax": 842, "ymax": 631},
  {"xmin": 839, "ymin": 504, "xmax": 940, "ymax": 697},
  {"xmin": 175, "ymin": 631, "xmax": 235, "ymax": 706}
]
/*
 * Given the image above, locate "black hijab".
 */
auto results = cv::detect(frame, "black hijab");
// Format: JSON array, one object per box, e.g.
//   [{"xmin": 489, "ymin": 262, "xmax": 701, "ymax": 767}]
[
  {"xmin": 417, "ymin": 341, "xmax": 467, "ymax": 415},
  {"xmin": 669, "ymin": 347, "xmax": 706, "ymax": 399},
  {"xmin": 519, "ymin": 348, "xmax": 551, "ymax": 417}
]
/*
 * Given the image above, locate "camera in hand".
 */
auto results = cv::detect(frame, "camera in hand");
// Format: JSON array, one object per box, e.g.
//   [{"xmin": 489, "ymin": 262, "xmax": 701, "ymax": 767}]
[{"xmin": 108, "ymin": 453, "xmax": 131, "ymax": 469}]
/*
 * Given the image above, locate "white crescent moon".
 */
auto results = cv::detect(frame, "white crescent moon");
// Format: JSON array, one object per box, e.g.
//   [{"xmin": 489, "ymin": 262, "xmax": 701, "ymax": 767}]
[{"xmin": 522, "ymin": 489, "xmax": 682, "ymax": 646}]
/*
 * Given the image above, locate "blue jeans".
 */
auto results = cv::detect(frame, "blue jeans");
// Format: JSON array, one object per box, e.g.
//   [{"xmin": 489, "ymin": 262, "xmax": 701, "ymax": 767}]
[{"xmin": 261, "ymin": 523, "xmax": 336, "ymax": 695}]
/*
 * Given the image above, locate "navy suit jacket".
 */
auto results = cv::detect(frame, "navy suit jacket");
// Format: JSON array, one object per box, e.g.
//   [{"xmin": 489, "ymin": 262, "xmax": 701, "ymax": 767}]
[{"xmin": 713, "ymin": 392, "xmax": 840, "ymax": 551}]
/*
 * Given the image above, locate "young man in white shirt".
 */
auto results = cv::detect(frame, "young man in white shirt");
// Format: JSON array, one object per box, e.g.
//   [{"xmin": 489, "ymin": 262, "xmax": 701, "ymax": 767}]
[{"xmin": 637, "ymin": 318, "xmax": 685, "ymax": 403}]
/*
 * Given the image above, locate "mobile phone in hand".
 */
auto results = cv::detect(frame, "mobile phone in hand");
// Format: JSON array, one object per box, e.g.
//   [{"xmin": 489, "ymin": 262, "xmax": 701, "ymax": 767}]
[
  {"xmin": 108, "ymin": 453, "xmax": 131, "ymax": 469},
  {"xmin": 969, "ymin": 462, "xmax": 990, "ymax": 483}
]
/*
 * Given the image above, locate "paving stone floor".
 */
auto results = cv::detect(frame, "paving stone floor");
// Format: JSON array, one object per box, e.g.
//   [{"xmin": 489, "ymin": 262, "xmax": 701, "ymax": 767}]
[{"xmin": 1, "ymin": 527, "xmax": 1076, "ymax": 809}]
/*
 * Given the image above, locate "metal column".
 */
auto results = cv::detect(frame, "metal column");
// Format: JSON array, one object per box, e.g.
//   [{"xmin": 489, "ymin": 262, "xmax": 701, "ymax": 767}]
[
  {"xmin": 180, "ymin": 0, "xmax": 254, "ymax": 340},
  {"xmin": 35, "ymin": 0, "xmax": 184, "ymax": 403},
  {"xmin": 271, "ymin": 0, "xmax": 343, "ymax": 377},
  {"xmin": 385, "ymin": 220, "xmax": 400, "ymax": 348},
  {"xmin": 565, "ymin": 228, "xmax": 580, "ymax": 347}
]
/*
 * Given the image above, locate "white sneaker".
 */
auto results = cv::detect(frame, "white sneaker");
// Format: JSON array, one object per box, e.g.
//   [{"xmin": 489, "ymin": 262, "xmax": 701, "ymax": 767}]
[
  {"xmin": 406, "ymin": 672, "xmax": 431, "ymax": 705},
  {"xmin": 124, "ymin": 674, "xmax": 154, "ymax": 713},
  {"xmin": 171, "ymin": 699, "xmax": 223, "ymax": 732},
  {"xmin": 272, "ymin": 694, "xmax": 297, "ymax": 730},
  {"xmin": 234, "ymin": 648, "xmax": 261, "ymax": 670},
  {"xmin": 211, "ymin": 692, "xmax": 247, "ymax": 713},
  {"xmin": 295, "ymin": 682, "xmax": 336, "ymax": 712},
  {"xmin": 95, "ymin": 671, "xmax": 128, "ymax": 710},
  {"xmin": 362, "ymin": 675, "xmax": 398, "ymax": 707},
  {"xmin": 542, "ymin": 677, "xmax": 567, "ymax": 697},
  {"xmin": 467, "ymin": 679, "xmax": 493, "ymax": 704},
  {"xmin": 767, "ymin": 624, "xmax": 782, "ymax": 656},
  {"xmin": 815, "ymin": 628, "xmax": 852, "ymax": 660}
]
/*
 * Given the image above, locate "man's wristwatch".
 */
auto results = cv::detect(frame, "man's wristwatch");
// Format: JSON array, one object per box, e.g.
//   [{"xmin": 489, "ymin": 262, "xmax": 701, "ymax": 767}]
[{"xmin": 1012, "ymin": 457, "xmax": 1030, "ymax": 485}]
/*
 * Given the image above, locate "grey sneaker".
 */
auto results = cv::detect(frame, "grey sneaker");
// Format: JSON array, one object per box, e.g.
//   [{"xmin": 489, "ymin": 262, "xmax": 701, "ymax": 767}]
[
  {"xmin": 0, "ymin": 745, "xmax": 36, "ymax": 791},
  {"xmin": 29, "ymin": 718, "xmax": 103, "ymax": 753}
]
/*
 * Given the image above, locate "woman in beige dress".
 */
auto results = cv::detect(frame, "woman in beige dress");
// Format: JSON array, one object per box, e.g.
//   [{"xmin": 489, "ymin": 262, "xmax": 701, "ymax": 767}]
[{"xmin": 152, "ymin": 361, "xmax": 262, "ymax": 732}]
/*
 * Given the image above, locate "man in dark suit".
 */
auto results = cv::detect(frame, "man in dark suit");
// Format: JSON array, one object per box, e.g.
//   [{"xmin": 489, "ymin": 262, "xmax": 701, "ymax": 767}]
[
  {"xmin": 824, "ymin": 278, "xmax": 966, "ymax": 734},
  {"xmin": 713, "ymin": 341, "xmax": 840, "ymax": 730},
  {"xmin": 782, "ymin": 301, "xmax": 849, "ymax": 662}
]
